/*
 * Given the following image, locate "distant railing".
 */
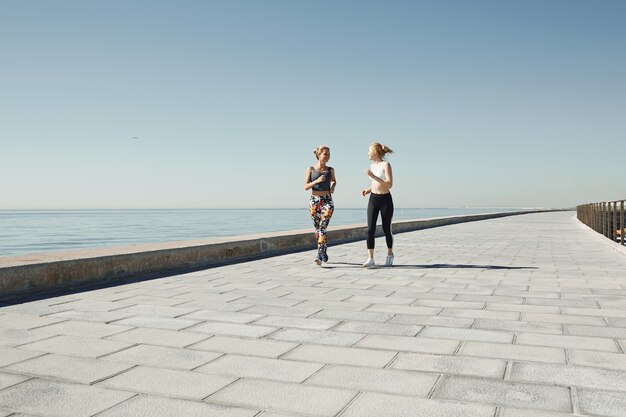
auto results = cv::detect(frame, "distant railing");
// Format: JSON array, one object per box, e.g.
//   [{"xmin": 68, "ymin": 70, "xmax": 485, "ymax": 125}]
[{"xmin": 577, "ymin": 200, "xmax": 625, "ymax": 246}]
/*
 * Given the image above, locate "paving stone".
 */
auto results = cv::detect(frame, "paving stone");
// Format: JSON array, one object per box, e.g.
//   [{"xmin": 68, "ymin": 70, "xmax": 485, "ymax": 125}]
[
  {"xmin": 0, "ymin": 379, "xmax": 134, "ymax": 417},
  {"xmin": 297, "ymin": 300, "xmax": 372, "ymax": 312},
  {"xmin": 0, "ymin": 328, "xmax": 56, "ymax": 347},
  {"xmin": 186, "ymin": 321, "xmax": 278, "ymax": 338},
  {"xmin": 474, "ymin": 319, "xmax": 563, "ymax": 335},
  {"xmin": 440, "ymin": 308, "xmax": 520, "ymax": 321},
  {"xmin": 412, "ymin": 299, "xmax": 486, "ymax": 309},
  {"xmin": 563, "ymin": 307, "xmax": 626, "ymax": 318},
  {"xmin": 56, "ymin": 300, "xmax": 134, "ymax": 312},
  {"xmin": 252, "ymin": 315, "xmax": 339, "ymax": 331},
  {"xmin": 189, "ymin": 335, "xmax": 298, "ymax": 358},
  {"xmin": 106, "ymin": 327, "xmax": 209, "ymax": 348},
  {"xmin": 570, "ymin": 349, "xmax": 626, "ymax": 371},
  {"xmin": 347, "ymin": 295, "xmax": 416, "ymax": 305},
  {"xmin": 342, "ymin": 392, "xmax": 495, "ymax": 417},
  {"xmin": 500, "ymin": 408, "xmax": 578, "ymax": 417},
  {"xmin": 434, "ymin": 375, "xmax": 572, "ymax": 412},
  {"xmin": 0, "ymin": 313, "xmax": 65, "ymax": 330},
  {"xmin": 392, "ymin": 352, "xmax": 506, "ymax": 378},
  {"xmin": 311, "ymin": 309, "xmax": 393, "ymax": 323},
  {"xmin": 4, "ymin": 353, "xmax": 133, "ymax": 384},
  {"xmin": 174, "ymin": 301, "xmax": 254, "ymax": 312},
  {"xmin": 486, "ymin": 303, "xmax": 560, "ymax": 314},
  {"xmin": 454, "ymin": 295, "xmax": 525, "ymax": 304},
  {"xmin": 521, "ymin": 312, "xmax": 607, "ymax": 326},
  {"xmin": 524, "ymin": 297, "xmax": 598, "ymax": 308},
  {"xmin": 516, "ymin": 332, "xmax": 619, "ymax": 352},
  {"xmin": 19, "ymin": 335, "xmax": 133, "ymax": 358},
  {"xmin": 282, "ymin": 344, "xmax": 396, "ymax": 367},
  {"xmin": 0, "ymin": 373, "xmax": 28, "ymax": 390},
  {"xmin": 390, "ymin": 314, "xmax": 475, "ymax": 328},
  {"xmin": 458, "ymin": 341, "xmax": 566, "ymax": 364},
  {"xmin": 210, "ymin": 379, "xmax": 356, "ymax": 417},
  {"xmin": 355, "ymin": 334, "xmax": 458, "ymax": 354},
  {"xmin": 196, "ymin": 354, "xmax": 322, "ymax": 383},
  {"xmin": 111, "ymin": 304, "xmax": 196, "ymax": 318},
  {"xmin": 306, "ymin": 364, "xmax": 438, "ymax": 396},
  {"xmin": 242, "ymin": 305, "xmax": 322, "ymax": 317},
  {"xmin": 333, "ymin": 321, "xmax": 422, "ymax": 336},
  {"xmin": 366, "ymin": 304, "xmax": 442, "ymax": 316},
  {"xmin": 97, "ymin": 394, "xmax": 258, "ymax": 417},
  {"xmin": 268, "ymin": 328, "xmax": 365, "ymax": 346},
  {"xmin": 511, "ymin": 362, "xmax": 626, "ymax": 391},
  {"xmin": 110, "ymin": 315, "xmax": 201, "ymax": 330},
  {"xmin": 566, "ymin": 324, "xmax": 626, "ymax": 339},
  {"xmin": 98, "ymin": 366, "xmax": 236, "ymax": 399},
  {"xmin": 48, "ymin": 309, "xmax": 133, "ymax": 323},
  {"xmin": 420, "ymin": 326, "xmax": 514, "ymax": 343},
  {"xmin": 180, "ymin": 310, "xmax": 265, "ymax": 323},
  {"xmin": 578, "ymin": 389, "xmax": 626, "ymax": 417},
  {"xmin": 0, "ymin": 346, "xmax": 44, "ymax": 367},
  {"xmin": 37, "ymin": 320, "xmax": 133, "ymax": 338},
  {"xmin": 101, "ymin": 344, "xmax": 222, "ymax": 370},
  {"xmin": 58, "ymin": 294, "xmax": 134, "ymax": 312}
]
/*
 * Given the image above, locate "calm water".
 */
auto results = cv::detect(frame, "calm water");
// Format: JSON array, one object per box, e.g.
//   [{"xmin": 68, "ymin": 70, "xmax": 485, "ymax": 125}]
[{"xmin": 0, "ymin": 208, "xmax": 524, "ymax": 257}]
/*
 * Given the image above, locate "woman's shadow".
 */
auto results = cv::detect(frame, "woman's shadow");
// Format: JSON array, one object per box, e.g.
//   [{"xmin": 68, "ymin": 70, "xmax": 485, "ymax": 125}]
[{"xmin": 325, "ymin": 262, "xmax": 536, "ymax": 270}]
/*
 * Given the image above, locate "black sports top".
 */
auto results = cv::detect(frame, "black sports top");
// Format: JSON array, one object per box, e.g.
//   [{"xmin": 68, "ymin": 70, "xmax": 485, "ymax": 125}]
[{"xmin": 310, "ymin": 166, "xmax": 332, "ymax": 192}]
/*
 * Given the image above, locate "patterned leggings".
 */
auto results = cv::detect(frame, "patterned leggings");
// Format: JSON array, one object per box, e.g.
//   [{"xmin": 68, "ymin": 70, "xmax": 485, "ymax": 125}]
[{"xmin": 309, "ymin": 194, "xmax": 334, "ymax": 256}]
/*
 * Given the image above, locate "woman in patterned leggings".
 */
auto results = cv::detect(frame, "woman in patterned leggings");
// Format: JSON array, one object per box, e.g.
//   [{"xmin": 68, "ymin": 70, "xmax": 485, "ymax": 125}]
[{"xmin": 305, "ymin": 145, "xmax": 337, "ymax": 265}]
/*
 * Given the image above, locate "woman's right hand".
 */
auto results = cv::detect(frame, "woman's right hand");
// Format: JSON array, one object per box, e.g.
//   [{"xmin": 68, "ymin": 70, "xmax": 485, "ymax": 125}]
[
  {"xmin": 316, "ymin": 175, "xmax": 326, "ymax": 184},
  {"xmin": 361, "ymin": 188, "xmax": 369, "ymax": 197}
]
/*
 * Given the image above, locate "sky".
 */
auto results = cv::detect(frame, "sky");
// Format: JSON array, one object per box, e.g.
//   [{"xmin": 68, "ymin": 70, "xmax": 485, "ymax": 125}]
[{"xmin": 1, "ymin": 0, "xmax": 624, "ymax": 210}]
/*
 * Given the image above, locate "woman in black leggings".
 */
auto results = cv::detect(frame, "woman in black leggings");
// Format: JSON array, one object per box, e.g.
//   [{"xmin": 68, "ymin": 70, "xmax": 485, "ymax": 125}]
[{"xmin": 361, "ymin": 142, "xmax": 394, "ymax": 267}]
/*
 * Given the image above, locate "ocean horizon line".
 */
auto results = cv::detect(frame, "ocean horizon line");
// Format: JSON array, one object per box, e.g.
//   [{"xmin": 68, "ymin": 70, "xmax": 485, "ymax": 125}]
[{"xmin": 0, "ymin": 206, "xmax": 557, "ymax": 211}]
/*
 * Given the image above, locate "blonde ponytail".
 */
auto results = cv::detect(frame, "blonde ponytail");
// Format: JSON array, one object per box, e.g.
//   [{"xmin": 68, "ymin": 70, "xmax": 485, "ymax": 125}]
[{"xmin": 371, "ymin": 142, "xmax": 394, "ymax": 159}]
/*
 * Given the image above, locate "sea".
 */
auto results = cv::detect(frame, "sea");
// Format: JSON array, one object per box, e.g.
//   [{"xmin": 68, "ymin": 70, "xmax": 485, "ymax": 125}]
[{"xmin": 0, "ymin": 208, "xmax": 525, "ymax": 257}]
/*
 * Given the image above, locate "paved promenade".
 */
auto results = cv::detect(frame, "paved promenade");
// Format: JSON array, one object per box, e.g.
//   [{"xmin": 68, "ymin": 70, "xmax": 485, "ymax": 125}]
[{"xmin": 1, "ymin": 211, "xmax": 626, "ymax": 417}]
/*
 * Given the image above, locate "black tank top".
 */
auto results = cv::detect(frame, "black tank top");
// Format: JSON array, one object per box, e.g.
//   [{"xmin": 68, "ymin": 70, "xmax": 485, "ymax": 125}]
[{"xmin": 311, "ymin": 166, "xmax": 332, "ymax": 191}]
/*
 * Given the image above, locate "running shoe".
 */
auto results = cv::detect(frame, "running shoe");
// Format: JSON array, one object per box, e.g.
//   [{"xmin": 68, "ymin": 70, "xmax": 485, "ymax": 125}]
[
  {"xmin": 384, "ymin": 255, "xmax": 394, "ymax": 267},
  {"xmin": 362, "ymin": 258, "xmax": 375, "ymax": 267},
  {"xmin": 314, "ymin": 255, "xmax": 323, "ymax": 266},
  {"xmin": 322, "ymin": 248, "xmax": 329, "ymax": 263}
]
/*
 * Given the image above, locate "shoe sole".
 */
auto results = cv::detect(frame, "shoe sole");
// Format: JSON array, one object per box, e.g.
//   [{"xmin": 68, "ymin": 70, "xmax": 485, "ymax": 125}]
[{"xmin": 314, "ymin": 259, "xmax": 322, "ymax": 266}]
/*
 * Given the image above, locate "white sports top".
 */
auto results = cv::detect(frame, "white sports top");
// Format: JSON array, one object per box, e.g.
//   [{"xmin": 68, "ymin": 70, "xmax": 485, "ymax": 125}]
[{"xmin": 371, "ymin": 162, "xmax": 387, "ymax": 185}]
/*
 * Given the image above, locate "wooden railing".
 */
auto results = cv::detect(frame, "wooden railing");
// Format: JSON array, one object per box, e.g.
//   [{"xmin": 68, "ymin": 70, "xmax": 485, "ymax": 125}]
[{"xmin": 577, "ymin": 200, "xmax": 625, "ymax": 245}]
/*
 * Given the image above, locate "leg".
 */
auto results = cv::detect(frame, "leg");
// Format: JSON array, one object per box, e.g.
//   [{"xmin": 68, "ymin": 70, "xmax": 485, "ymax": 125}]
[
  {"xmin": 380, "ymin": 194, "xmax": 394, "ymax": 254},
  {"xmin": 365, "ymin": 195, "xmax": 380, "ymax": 265},
  {"xmin": 318, "ymin": 196, "xmax": 334, "ymax": 261},
  {"xmin": 309, "ymin": 197, "xmax": 323, "ymax": 263}
]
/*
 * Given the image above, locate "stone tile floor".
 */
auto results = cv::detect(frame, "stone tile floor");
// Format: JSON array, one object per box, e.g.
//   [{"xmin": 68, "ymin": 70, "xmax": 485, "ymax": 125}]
[{"xmin": 1, "ymin": 211, "xmax": 626, "ymax": 416}]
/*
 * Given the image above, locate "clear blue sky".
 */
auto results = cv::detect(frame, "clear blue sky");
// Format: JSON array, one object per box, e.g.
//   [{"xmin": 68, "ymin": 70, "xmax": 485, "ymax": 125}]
[{"xmin": 1, "ymin": 0, "xmax": 624, "ymax": 209}]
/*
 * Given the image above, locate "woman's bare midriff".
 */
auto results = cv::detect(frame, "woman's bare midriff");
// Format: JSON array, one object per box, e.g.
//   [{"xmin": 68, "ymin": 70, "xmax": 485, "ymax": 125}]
[{"xmin": 311, "ymin": 191, "xmax": 332, "ymax": 197}]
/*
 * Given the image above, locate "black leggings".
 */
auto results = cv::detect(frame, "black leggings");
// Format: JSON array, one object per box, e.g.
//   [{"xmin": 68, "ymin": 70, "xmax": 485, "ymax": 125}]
[{"xmin": 367, "ymin": 192, "xmax": 394, "ymax": 250}]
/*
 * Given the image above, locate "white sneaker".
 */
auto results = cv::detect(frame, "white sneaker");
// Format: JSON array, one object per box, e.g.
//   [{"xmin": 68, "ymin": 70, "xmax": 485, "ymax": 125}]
[
  {"xmin": 384, "ymin": 255, "xmax": 394, "ymax": 267},
  {"xmin": 362, "ymin": 258, "xmax": 375, "ymax": 267}
]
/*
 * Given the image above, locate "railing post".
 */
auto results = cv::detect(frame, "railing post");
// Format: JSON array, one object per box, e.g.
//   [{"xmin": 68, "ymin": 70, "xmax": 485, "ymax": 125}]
[
  {"xmin": 614, "ymin": 201, "xmax": 618, "ymax": 242},
  {"xmin": 620, "ymin": 200, "xmax": 626, "ymax": 245},
  {"xmin": 608, "ymin": 202, "xmax": 613, "ymax": 241},
  {"xmin": 602, "ymin": 202, "xmax": 608, "ymax": 236}
]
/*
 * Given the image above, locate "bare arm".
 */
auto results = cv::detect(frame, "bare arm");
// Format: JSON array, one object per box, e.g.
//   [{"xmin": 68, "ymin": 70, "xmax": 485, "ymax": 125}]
[{"xmin": 330, "ymin": 168, "xmax": 336, "ymax": 194}]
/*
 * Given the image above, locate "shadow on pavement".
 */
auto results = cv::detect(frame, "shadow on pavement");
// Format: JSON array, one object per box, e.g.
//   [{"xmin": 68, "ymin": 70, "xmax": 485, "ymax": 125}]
[{"xmin": 325, "ymin": 262, "xmax": 536, "ymax": 270}]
